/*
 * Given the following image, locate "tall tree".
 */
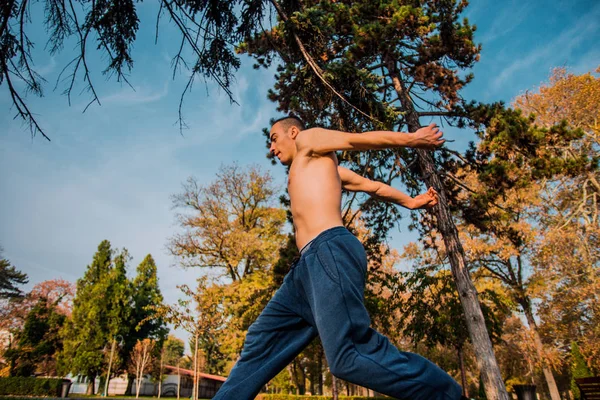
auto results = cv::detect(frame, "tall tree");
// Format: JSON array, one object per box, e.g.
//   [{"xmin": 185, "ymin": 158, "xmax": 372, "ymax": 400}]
[
  {"xmin": 0, "ymin": 247, "xmax": 28, "ymax": 299},
  {"xmin": 60, "ymin": 240, "xmax": 113, "ymax": 394},
  {"xmin": 121, "ymin": 254, "xmax": 168, "ymax": 394},
  {"xmin": 131, "ymin": 255, "xmax": 167, "ymax": 343},
  {"xmin": 60, "ymin": 241, "xmax": 132, "ymax": 395},
  {"xmin": 238, "ymin": 1, "xmax": 513, "ymax": 397},
  {"xmin": 398, "ymin": 247, "xmax": 511, "ymax": 397},
  {"xmin": 169, "ymin": 163, "xmax": 287, "ymax": 281},
  {"xmin": 514, "ymin": 67, "xmax": 600, "ymax": 374}
]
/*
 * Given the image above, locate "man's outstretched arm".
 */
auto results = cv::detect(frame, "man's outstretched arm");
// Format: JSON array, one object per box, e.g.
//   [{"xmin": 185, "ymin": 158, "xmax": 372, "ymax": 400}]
[
  {"xmin": 297, "ymin": 123, "xmax": 444, "ymax": 155},
  {"xmin": 338, "ymin": 167, "xmax": 439, "ymax": 210}
]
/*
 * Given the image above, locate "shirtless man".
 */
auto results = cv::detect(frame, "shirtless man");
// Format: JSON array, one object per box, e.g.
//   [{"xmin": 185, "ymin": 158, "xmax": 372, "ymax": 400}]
[{"xmin": 212, "ymin": 116, "xmax": 463, "ymax": 400}]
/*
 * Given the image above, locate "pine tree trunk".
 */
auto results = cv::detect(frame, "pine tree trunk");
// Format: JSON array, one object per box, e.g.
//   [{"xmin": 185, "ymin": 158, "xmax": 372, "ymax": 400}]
[
  {"xmin": 520, "ymin": 299, "xmax": 561, "ymax": 400},
  {"xmin": 458, "ymin": 345, "xmax": 469, "ymax": 398},
  {"xmin": 387, "ymin": 57, "xmax": 509, "ymax": 400}
]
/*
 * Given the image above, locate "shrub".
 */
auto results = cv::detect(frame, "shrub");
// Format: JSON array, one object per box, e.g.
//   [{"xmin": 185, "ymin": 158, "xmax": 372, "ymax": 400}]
[{"xmin": 0, "ymin": 377, "xmax": 64, "ymax": 397}]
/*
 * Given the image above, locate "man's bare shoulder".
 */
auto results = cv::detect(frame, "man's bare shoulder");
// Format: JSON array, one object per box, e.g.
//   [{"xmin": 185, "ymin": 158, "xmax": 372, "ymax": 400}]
[{"xmin": 295, "ymin": 128, "xmax": 319, "ymax": 152}]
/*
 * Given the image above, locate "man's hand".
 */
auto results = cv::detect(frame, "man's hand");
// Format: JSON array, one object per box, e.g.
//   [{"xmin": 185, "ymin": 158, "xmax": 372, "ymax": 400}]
[
  {"xmin": 411, "ymin": 187, "xmax": 439, "ymax": 209},
  {"xmin": 411, "ymin": 123, "xmax": 445, "ymax": 149}
]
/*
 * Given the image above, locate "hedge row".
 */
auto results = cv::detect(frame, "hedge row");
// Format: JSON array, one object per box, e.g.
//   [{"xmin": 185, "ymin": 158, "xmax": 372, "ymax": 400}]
[
  {"xmin": 256, "ymin": 395, "xmax": 390, "ymax": 400},
  {"xmin": 0, "ymin": 377, "xmax": 64, "ymax": 396}
]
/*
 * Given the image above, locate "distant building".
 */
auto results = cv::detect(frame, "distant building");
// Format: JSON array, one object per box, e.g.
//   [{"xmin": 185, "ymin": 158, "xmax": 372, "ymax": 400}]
[{"xmin": 68, "ymin": 365, "xmax": 226, "ymax": 398}]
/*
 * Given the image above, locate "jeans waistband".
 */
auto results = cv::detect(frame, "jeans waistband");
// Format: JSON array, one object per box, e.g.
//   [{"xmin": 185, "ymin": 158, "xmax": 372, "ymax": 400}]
[{"xmin": 299, "ymin": 226, "xmax": 349, "ymax": 256}]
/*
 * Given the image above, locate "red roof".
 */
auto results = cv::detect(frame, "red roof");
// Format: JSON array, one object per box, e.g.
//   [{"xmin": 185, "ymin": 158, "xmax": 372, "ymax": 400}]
[{"xmin": 164, "ymin": 365, "xmax": 227, "ymax": 382}]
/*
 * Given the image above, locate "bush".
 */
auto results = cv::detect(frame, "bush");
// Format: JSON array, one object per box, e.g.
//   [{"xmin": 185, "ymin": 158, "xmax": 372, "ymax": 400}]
[
  {"xmin": 256, "ymin": 396, "xmax": 390, "ymax": 400},
  {"xmin": 0, "ymin": 377, "xmax": 64, "ymax": 397}
]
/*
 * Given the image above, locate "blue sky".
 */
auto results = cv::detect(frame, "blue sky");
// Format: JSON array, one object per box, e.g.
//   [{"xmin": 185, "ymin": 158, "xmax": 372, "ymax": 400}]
[{"xmin": 1, "ymin": 0, "xmax": 598, "ymax": 349}]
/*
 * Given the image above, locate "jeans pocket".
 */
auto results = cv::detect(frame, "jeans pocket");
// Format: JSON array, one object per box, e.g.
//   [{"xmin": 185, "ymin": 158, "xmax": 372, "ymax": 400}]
[{"xmin": 316, "ymin": 242, "xmax": 340, "ymax": 285}]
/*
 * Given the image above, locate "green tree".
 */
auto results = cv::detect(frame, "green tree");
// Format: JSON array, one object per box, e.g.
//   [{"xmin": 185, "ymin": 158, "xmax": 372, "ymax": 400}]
[
  {"xmin": 6, "ymin": 297, "xmax": 66, "ymax": 376},
  {"xmin": 237, "ymin": 1, "xmax": 513, "ymax": 398},
  {"xmin": 570, "ymin": 342, "xmax": 592, "ymax": 400},
  {"xmin": 162, "ymin": 335, "xmax": 185, "ymax": 399},
  {"xmin": 123, "ymin": 254, "xmax": 167, "ymax": 394},
  {"xmin": 0, "ymin": 247, "xmax": 28, "ymax": 299},
  {"xmin": 163, "ymin": 335, "xmax": 185, "ymax": 367},
  {"xmin": 60, "ymin": 241, "xmax": 132, "ymax": 395},
  {"xmin": 131, "ymin": 255, "xmax": 167, "ymax": 343}
]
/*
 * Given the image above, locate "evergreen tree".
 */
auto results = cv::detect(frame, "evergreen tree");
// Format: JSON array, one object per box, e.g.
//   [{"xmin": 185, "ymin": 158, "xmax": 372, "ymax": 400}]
[
  {"xmin": 122, "ymin": 254, "xmax": 167, "ymax": 394},
  {"xmin": 237, "ymin": 1, "xmax": 511, "ymax": 398},
  {"xmin": 60, "ymin": 240, "xmax": 131, "ymax": 395},
  {"xmin": 0, "ymin": 247, "xmax": 28, "ymax": 299},
  {"xmin": 131, "ymin": 255, "xmax": 167, "ymax": 343},
  {"xmin": 105, "ymin": 250, "xmax": 134, "ymax": 375},
  {"xmin": 570, "ymin": 342, "xmax": 592, "ymax": 400}
]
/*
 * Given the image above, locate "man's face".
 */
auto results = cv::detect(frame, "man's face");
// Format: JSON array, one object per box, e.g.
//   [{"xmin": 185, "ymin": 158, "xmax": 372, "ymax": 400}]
[{"xmin": 269, "ymin": 122, "xmax": 296, "ymax": 165}]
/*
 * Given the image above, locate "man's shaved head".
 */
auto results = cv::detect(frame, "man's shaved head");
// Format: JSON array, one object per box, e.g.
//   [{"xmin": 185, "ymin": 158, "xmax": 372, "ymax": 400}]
[{"xmin": 272, "ymin": 115, "xmax": 305, "ymax": 132}]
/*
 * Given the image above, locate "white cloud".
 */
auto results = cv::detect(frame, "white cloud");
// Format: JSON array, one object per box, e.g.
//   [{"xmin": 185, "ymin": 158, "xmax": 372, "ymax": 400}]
[
  {"xmin": 477, "ymin": 0, "xmax": 531, "ymax": 45},
  {"xmin": 102, "ymin": 80, "xmax": 170, "ymax": 105},
  {"xmin": 491, "ymin": 11, "xmax": 599, "ymax": 91}
]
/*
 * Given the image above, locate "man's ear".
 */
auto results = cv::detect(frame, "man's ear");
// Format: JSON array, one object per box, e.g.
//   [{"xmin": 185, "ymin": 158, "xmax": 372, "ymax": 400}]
[{"xmin": 289, "ymin": 126, "xmax": 300, "ymax": 139}]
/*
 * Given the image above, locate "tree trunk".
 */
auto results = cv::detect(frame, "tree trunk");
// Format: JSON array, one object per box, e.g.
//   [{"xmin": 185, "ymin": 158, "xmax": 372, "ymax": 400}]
[
  {"xmin": 520, "ymin": 299, "xmax": 561, "ymax": 400},
  {"xmin": 318, "ymin": 346, "xmax": 324, "ymax": 395},
  {"xmin": 457, "ymin": 345, "xmax": 469, "ymax": 398},
  {"xmin": 387, "ymin": 57, "xmax": 509, "ymax": 400},
  {"xmin": 158, "ymin": 351, "xmax": 163, "ymax": 398},
  {"xmin": 126, "ymin": 374, "xmax": 134, "ymax": 395},
  {"xmin": 86, "ymin": 373, "xmax": 96, "ymax": 395},
  {"xmin": 297, "ymin": 360, "xmax": 306, "ymax": 395},
  {"xmin": 136, "ymin": 368, "xmax": 142, "ymax": 399},
  {"xmin": 177, "ymin": 361, "xmax": 181, "ymax": 400},
  {"xmin": 332, "ymin": 373, "xmax": 339, "ymax": 400},
  {"xmin": 193, "ymin": 333, "xmax": 199, "ymax": 400}
]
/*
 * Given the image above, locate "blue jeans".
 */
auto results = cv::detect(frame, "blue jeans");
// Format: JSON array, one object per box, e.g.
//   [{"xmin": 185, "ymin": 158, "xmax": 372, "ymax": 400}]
[{"xmin": 212, "ymin": 226, "xmax": 462, "ymax": 400}]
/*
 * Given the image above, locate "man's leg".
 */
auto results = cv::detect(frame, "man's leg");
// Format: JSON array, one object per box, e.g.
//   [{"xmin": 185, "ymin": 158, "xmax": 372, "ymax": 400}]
[
  {"xmin": 300, "ymin": 232, "xmax": 462, "ymax": 400},
  {"xmin": 213, "ymin": 268, "xmax": 318, "ymax": 400}
]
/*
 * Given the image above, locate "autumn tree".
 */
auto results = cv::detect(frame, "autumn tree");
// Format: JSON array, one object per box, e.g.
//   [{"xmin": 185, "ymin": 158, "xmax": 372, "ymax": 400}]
[
  {"xmin": 514, "ymin": 67, "xmax": 600, "ymax": 373},
  {"xmin": 129, "ymin": 338, "xmax": 156, "ymax": 398},
  {"xmin": 148, "ymin": 276, "xmax": 226, "ymax": 400},
  {"xmin": 0, "ymin": 279, "xmax": 74, "ymax": 335},
  {"xmin": 399, "ymin": 240, "xmax": 511, "ymax": 397},
  {"xmin": 169, "ymin": 163, "xmax": 287, "ymax": 282},
  {"xmin": 514, "ymin": 66, "xmax": 599, "ymax": 229}
]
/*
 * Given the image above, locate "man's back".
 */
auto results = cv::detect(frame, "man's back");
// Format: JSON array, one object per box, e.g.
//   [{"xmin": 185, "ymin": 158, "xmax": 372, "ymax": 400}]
[{"xmin": 288, "ymin": 130, "xmax": 344, "ymax": 249}]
